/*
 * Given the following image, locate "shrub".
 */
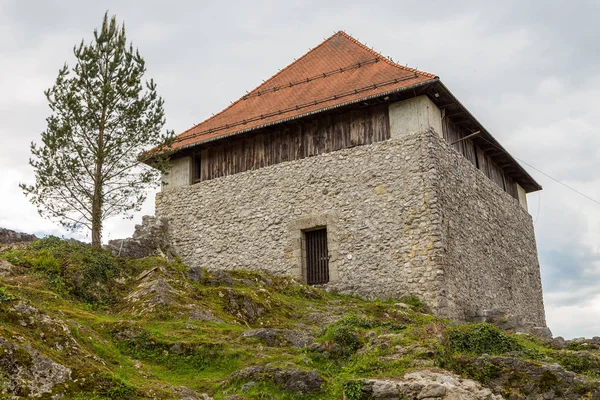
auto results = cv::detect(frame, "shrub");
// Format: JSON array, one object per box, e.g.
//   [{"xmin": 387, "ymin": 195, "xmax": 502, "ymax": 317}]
[
  {"xmin": 332, "ymin": 324, "xmax": 362, "ymax": 353},
  {"xmin": 447, "ymin": 323, "xmax": 522, "ymax": 355},
  {"xmin": 31, "ymin": 252, "xmax": 62, "ymax": 275},
  {"xmin": 343, "ymin": 380, "xmax": 364, "ymax": 400},
  {"xmin": 552, "ymin": 351, "xmax": 600, "ymax": 377}
]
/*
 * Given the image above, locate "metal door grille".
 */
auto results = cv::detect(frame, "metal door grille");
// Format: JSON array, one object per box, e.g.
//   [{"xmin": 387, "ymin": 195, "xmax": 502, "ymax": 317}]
[{"xmin": 304, "ymin": 228, "xmax": 329, "ymax": 285}]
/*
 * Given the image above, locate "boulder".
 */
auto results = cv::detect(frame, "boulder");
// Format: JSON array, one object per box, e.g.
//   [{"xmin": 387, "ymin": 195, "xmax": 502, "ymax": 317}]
[
  {"xmin": 241, "ymin": 328, "xmax": 314, "ymax": 348},
  {"xmin": 355, "ymin": 369, "xmax": 502, "ymax": 399},
  {"xmin": 230, "ymin": 365, "xmax": 324, "ymax": 394}
]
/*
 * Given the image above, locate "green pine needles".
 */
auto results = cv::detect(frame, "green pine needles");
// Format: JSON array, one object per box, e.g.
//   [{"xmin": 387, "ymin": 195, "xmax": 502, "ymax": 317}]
[{"xmin": 20, "ymin": 12, "xmax": 174, "ymax": 248}]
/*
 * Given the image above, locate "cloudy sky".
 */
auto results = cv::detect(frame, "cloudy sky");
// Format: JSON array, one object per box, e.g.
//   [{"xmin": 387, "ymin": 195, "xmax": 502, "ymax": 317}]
[{"xmin": 1, "ymin": 0, "xmax": 598, "ymax": 338}]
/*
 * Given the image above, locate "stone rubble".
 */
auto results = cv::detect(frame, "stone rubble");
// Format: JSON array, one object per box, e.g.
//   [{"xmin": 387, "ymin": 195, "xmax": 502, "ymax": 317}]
[
  {"xmin": 107, "ymin": 216, "xmax": 170, "ymax": 258},
  {"xmin": 0, "ymin": 227, "xmax": 37, "ymax": 244}
]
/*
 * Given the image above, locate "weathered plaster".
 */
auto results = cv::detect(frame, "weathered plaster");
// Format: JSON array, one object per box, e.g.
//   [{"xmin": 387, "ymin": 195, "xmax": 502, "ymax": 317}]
[
  {"xmin": 389, "ymin": 96, "xmax": 443, "ymax": 139},
  {"xmin": 162, "ymin": 156, "xmax": 192, "ymax": 190},
  {"xmin": 517, "ymin": 183, "xmax": 529, "ymax": 212}
]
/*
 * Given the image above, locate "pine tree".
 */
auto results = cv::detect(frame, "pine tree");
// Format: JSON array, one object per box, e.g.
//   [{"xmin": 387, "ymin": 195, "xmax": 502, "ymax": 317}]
[{"xmin": 21, "ymin": 13, "xmax": 174, "ymax": 248}]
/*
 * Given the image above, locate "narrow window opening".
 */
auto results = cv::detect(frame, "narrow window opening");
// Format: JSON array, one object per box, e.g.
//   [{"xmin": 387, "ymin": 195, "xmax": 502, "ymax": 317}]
[
  {"xmin": 303, "ymin": 228, "xmax": 329, "ymax": 285},
  {"xmin": 193, "ymin": 152, "xmax": 201, "ymax": 183}
]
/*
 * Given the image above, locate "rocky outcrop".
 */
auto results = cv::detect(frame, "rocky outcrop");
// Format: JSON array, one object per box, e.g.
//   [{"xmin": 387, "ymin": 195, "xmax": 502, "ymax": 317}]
[
  {"xmin": 549, "ymin": 335, "xmax": 600, "ymax": 350},
  {"xmin": 230, "ymin": 365, "xmax": 324, "ymax": 394},
  {"xmin": 0, "ymin": 338, "xmax": 71, "ymax": 398},
  {"xmin": 124, "ymin": 265, "xmax": 186, "ymax": 315},
  {"xmin": 454, "ymin": 355, "xmax": 600, "ymax": 399},
  {"xmin": 353, "ymin": 370, "xmax": 502, "ymax": 399},
  {"xmin": 222, "ymin": 289, "xmax": 266, "ymax": 324},
  {"xmin": 107, "ymin": 216, "xmax": 170, "ymax": 258},
  {"xmin": 0, "ymin": 227, "xmax": 37, "ymax": 244}
]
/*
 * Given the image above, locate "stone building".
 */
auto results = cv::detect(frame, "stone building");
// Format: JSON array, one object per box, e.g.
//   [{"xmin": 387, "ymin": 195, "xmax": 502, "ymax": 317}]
[{"xmin": 150, "ymin": 31, "xmax": 547, "ymax": 327}]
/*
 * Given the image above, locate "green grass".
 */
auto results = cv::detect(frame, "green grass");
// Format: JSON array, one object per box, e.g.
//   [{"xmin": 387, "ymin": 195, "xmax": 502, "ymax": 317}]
[{"xmin": 1, "ymin": 238, "xmax": 599, "ymax": 399}]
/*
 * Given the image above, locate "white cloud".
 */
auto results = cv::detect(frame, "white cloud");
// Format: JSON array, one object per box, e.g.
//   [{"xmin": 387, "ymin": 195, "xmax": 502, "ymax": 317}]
[{"xmin": 546, "ymin": 294, "xmax": 600, "ymax": 338}]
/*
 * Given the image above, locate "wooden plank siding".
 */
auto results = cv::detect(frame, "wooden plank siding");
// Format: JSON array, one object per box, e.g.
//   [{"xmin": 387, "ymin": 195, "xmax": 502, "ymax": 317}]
[
  {"xmin": 193, "ymin": 104, "xmax": 390, "ymax": 182},
  {"xmin": 442, "ymin": 117, "xmax": 518, "ymax": 200},
  {"xmin": 185, "ymin": 101, "xmax": 520, "ymax": 201}
]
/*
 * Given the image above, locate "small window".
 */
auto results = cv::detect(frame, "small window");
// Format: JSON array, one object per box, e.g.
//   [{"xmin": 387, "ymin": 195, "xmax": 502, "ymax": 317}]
[
  {"xmin": 192, "ymin": 152, "xmax": 201, "ymax": 183},
  {"xmin": 303, "ymin": 228, "xmax": 329, "ymax": 285}
]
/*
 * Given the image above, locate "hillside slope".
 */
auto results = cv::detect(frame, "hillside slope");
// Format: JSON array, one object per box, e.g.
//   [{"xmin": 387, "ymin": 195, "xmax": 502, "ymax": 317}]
[{"xmin": 0, "ymin": 237, "xmax": 598, "ymax": 399}]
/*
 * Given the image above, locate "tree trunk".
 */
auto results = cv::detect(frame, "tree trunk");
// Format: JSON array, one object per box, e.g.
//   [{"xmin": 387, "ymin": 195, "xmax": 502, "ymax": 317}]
[
  {"xmin": 91, "ymin": 168, "xmax": 103, "ymax": 249},
  {"xmin": 91, "ymin": 212, "xmax": 102, "ymax": 248},
  {"xmin": 92, "ymin": 108, "xmax": 106, "ymax": 249}
]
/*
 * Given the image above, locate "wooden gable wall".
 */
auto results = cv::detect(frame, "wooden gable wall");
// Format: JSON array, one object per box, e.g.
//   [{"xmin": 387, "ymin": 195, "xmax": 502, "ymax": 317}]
[
  {"xmin": 193, "ymin": 104, "xmax": 390, "ymax": 182},
  {"xmin": 442, "ymin": 117, "xmax": 518, "ymax": 199}
]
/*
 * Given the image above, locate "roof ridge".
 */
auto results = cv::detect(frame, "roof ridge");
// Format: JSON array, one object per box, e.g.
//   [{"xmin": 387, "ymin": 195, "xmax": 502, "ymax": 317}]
[
  {"xmin": 336, "ymin": 31, "xmax": 437, "ymax": 79},
  {"xmin": 177, "ymin": 32, "xmax": 344, "ymax": 141},
  {"xmin": 174, "ymin": 73, "xmax": 420, "ymax": 144},
  {"xmin": 176, "ymin": 31, "xmax": 437, "ymax": 141}
]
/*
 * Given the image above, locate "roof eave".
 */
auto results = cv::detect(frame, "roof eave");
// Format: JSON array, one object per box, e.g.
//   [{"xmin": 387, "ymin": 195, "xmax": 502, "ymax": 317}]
[
  {"xmin": 170, "ymin": 77, "xmax": 439, "ymax": 152},
  {"xmin": 432, "ymin": 81, "xmax": 542, "ymax": 193}
]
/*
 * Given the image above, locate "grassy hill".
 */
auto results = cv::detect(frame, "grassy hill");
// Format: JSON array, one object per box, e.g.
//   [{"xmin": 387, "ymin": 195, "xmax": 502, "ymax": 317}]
[{"xmin": 0, "ymin": 237, "xmax": 598, "ymax": 399}]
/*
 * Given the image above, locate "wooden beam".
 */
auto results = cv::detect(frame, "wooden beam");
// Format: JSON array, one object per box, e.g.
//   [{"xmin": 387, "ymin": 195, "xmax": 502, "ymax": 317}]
[
  {"xmin": 445, "ymin": 111, "xmax": 467, "ymax": 118},
  {"xmin": 435, "ymin": 101, "xmax": 456, "ymax": 108},
  {"xmin": 454, "ymin": 120, "xmax": 473, "ymax": 125}
]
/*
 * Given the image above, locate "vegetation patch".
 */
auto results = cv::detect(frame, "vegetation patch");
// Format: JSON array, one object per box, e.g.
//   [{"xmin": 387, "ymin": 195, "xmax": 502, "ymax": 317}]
[
  {"xmin": 0, "ymin": 287, "xmax": 16, "ymax": 303},
  {"xmin": 342, "ymin": 380, "xmax": 364, "ymax": 400},
  {"xmin": 317, "ymin": 314, "xmax": 406, "ymax": 358},
  {"xmin": 0, "ymin": 237, "xmax": 171, "ymax": 307},
  {"xmin": 552, "ymin": 351, "xmax": 600, "ymax": 377},
  {"xmin": 1, "ymin": 238, "xmax": 599, "ymax": 399},
  {"xmin": 447, "ymin": 323, "xmax": 523, "ymax": 355}
]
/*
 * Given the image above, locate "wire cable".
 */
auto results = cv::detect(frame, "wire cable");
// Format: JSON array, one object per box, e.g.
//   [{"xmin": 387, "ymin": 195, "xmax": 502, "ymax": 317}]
[{"xmin": 533, "ymin": 192, "xmax": 541, "ymax": 227}]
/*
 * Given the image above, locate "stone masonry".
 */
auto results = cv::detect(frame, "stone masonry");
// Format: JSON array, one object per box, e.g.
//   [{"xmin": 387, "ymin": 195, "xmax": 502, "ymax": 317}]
[
  {"xmin": 432, "ymin": 132, "xmax": 546, "ymax": 326},
  {"xmin": 155, "ymin": 130, "xmax": 546, "ymax": 327}
]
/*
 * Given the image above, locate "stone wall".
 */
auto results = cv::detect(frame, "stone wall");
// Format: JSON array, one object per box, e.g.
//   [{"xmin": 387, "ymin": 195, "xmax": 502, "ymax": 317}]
[
  {"xmin": 0, "ymin": 228, "xmax": 37, "ymax": 244},
  {"xmin": 429, "ymin": 132, "xmax": 546, "ymax": 326},
  {"xmin": 156, "ymin": 132, "xmax": 446, "ymax": 309},
  {"xmin": 107, "ymin": 216, "xmax": 171, "ymax": 259},
  {"xmin": 156, "ymin": 130, "xmax": 546, "ymax": 326}
]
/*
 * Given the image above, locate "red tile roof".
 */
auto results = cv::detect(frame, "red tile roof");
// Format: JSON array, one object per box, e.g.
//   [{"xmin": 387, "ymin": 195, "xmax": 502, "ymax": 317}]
[{"xmin": 171, "ymin": 31, "xmax": 437, "ymax": 150}]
